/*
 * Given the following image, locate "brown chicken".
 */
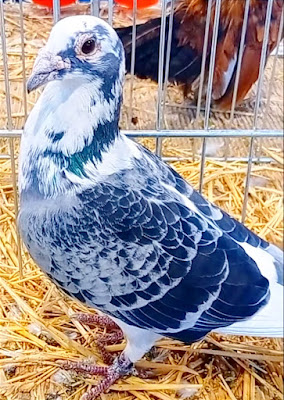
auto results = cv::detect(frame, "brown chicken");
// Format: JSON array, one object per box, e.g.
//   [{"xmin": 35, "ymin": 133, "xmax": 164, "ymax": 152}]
[{"xmin": 116, "ymin": 0, "xmax": 283, "ymax": 110}]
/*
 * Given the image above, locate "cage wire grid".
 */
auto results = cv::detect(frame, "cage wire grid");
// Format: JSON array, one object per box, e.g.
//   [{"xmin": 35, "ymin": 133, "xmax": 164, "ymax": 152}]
[{"xmin": 0, "ymin": 1, "xmax": 283, "ymax": 399}]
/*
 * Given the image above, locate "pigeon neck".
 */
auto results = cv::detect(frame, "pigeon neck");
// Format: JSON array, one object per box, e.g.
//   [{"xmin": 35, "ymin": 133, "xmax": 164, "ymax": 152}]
[
  {"xmin": 19, "ymin": 79, "xmax": 123, "ymax": 198},
  {"xmin": 65, "ymin": 111, "xmax": 121, "ymax": 175}
]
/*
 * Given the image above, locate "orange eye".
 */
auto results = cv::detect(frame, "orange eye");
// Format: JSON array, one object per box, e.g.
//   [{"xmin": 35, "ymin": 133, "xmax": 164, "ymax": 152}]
[{"xmin": 81, "ymin": 39, "xmax": 96, "ymax": 55}]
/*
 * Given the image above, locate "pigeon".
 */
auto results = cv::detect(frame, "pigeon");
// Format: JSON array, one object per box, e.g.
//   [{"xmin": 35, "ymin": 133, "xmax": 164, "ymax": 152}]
[{"xmin": 18, "ymin": 15, "xmax": 283, "ymax": 400}]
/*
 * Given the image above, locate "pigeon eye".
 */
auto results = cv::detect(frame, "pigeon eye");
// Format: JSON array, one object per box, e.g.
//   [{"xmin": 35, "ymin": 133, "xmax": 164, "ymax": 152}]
[{"xmin": 81, "ymin": 39, "xmax": 96, "ymax": 55}]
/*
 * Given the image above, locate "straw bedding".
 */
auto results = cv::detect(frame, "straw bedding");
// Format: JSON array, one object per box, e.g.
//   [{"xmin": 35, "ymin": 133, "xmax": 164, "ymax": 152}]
[
  {"xmin": 0, "ymin": 3, "xmax": 283, "ymax": 400},
  {"xmin": 0, "ymin": 144, "xmax": 283, "ymax": 400}
]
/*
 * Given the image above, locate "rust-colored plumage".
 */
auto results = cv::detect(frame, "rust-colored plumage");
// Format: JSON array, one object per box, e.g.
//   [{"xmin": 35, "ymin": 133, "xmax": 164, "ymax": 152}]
[{"xmin": 116, "ymin": 0, "xmax": 283, "ymax": 110}]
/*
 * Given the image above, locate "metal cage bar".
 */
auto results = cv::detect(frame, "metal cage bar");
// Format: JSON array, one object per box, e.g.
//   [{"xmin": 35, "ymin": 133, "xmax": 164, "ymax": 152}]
[
  {"xmin": 108, "ymin": 0, "xmax": 114, "ymax": 26},
  {"xmin": 229, "ymin": 0, "xmax": 251, "ymax": 123},
  {"xmin": 0, "ymin": 1, "xmax": 23, "ymax": 277},
  {"xmin": 160, "ymin": 0, "xmax": 175, "ymax": 130},
  {"xmin": 53, "ymin": 0, "xmax": 60, "ymax": 23},
  {"xmin": 196, "ymin": 0, "xmax": 213, "ymax": 121},
  {"xmin": 262, "ymin": 7, "xmax": 284, "ymax": 126},
  {"xmin": 155, "ymin": 0, "xmax": 169, "ymax": 156},
  {"xmin": 242, "ymin": 0, "xmax": 275, "ymax": 222},
  {"xmin": 90, "ymin": 0, "xmax": 100, "ymax": 17},
  {"xmin": 2, "ymin": 129, "xmax": 282, "ymax": 139},
  {"xmin": 199, "ymin": 0, "xmax": 222, "ymax": 193},
  {"xmin": 128, "ymin": 0, "xmax": 138, "ymax": 127},
  {"xmin": 223, "ymin": 0, "xmax": 251, "ymax": 160},
  {"xmin": 19, "ymin": 0, "xmax": 28, "ymax": 120}
]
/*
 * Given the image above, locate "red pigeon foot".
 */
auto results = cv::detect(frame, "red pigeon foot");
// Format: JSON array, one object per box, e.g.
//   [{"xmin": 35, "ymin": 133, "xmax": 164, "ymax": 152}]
[
  {"xmin": 62, "ymin": 353, "xmax": 133, "ymax": 400},
  {"xmin": 73, "ymin": 313, "xmax": 124, "ymax": 364}
]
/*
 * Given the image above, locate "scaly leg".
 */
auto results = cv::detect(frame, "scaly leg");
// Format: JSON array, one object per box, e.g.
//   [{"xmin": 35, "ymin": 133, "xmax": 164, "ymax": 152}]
[
  {"xmin": 96, "ymin": 330, "xmax": 124, "ymax": 364},
  {"xmin": 73, "ymin": 313, "xmax": 119, "ymax": 330},
  {"xmin": 73, "ymin": 313, "xmax": 124, "ymax": 364}
]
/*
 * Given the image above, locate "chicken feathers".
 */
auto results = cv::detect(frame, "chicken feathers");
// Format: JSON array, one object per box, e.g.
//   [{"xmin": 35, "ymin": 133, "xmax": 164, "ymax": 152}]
[{"xmin": 116, "ymin": 0, "xmax": 283, "ymax": 110}]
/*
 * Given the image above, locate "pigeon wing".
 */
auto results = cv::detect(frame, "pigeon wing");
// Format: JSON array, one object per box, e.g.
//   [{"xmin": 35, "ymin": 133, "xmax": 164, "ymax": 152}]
[{"xmin": 75, "ymin": 151, "xmax": 270, "ymax": 342}]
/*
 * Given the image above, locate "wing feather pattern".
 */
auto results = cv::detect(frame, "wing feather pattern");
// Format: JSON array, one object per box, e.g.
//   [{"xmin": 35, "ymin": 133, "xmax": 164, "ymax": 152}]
[{"xmin": 72, "ymin": 147, "xmax": 270, "ymax": 342}]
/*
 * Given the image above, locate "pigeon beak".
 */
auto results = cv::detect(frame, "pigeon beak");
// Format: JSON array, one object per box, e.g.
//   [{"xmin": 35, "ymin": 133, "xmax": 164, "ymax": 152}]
[{"xmin": 27, "ymin": 49, "xmax": 71, "ymax": 93}]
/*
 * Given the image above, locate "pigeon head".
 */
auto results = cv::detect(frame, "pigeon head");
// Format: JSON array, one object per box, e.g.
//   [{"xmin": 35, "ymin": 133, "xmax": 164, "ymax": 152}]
[
  {"xmin": 27, "ymin": 15, "xmax": 125, "ymax": 95},
  {"xmin": 20, "ymin": 16, "xmax": 126, "ymax": 197}
]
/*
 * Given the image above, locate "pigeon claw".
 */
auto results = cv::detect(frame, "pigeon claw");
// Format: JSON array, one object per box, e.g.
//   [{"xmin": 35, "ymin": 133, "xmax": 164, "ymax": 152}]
[{"xmin": 62, "ymin": 354, "xmax": 133, "ymax": 400}]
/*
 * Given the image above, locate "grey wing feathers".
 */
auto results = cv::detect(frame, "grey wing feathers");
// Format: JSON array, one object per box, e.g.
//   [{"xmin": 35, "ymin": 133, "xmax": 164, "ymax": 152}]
[{"xmin": 74, "ymin": 150, "xmax": 270, "ymax": 341}]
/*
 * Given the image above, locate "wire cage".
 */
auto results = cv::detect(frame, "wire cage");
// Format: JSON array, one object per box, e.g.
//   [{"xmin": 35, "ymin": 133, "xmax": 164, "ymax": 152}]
[
  {"xmin": 0, "ymin": 1, "xmax": 283, "ymax": 399},
  {"xmin": 1, "ymin": 0, "xmax": 283, "ymax": 239}
]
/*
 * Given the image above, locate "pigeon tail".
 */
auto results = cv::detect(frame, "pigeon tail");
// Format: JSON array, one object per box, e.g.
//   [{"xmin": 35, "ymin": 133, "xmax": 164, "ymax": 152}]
[{"xmin": 215, "ymin": 242, "xmax": 283, "ymax": 337}]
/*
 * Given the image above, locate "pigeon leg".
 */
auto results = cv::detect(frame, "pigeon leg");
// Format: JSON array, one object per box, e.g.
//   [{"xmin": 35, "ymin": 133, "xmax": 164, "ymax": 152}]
[
  {"xmin": 96, "ymin": 330, "xmax": 124, "ymax": 364},
  {"xmin": 73, "ymin": 313, "xmax": 124, "ymax": 364},
  {"xmin": 62, "ymin": 353, "xmax": 133, "ymax": 400},
  {"xmin": 73, "ymin": 313, "xmax": 119, "ymax": 330}
]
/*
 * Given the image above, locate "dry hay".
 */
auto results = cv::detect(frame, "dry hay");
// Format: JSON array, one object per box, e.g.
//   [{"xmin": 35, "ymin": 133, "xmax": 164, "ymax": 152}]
[
  {"xmin": 0, "ymin": 134, "xmax": 283, "ymax": 400},
  {"xmin": 0, "ymin": 3, "xmax": 284, "ymax": 400}
]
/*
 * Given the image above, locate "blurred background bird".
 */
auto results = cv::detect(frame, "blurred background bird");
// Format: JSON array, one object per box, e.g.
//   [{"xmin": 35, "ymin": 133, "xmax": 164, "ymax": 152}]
[{"xmin": 116, "ymin": 0, "xmax": 283, "ymax": 110}]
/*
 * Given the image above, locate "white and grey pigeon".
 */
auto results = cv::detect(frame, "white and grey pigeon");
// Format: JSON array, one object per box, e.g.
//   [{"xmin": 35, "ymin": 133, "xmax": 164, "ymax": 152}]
[{"xmin": 18, "ymin": 15, "xmax": 283, "ymax": 400}]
